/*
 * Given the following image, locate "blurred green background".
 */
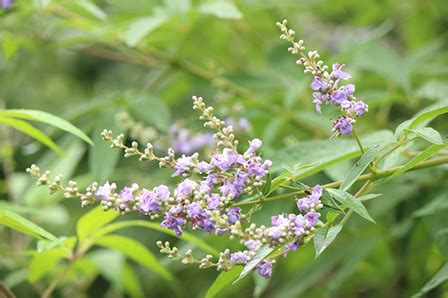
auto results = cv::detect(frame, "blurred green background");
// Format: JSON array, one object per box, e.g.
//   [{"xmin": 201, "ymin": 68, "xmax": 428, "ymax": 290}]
[{"xmin": 0, "ymin": 0, "xmax": 447, "ymax": 297}]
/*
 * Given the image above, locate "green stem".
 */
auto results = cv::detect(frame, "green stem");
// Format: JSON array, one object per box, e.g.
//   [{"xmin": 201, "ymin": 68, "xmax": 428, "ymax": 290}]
[{"xmin": 234, "ymin": 155, "xmax": 448, "ymax": 206}]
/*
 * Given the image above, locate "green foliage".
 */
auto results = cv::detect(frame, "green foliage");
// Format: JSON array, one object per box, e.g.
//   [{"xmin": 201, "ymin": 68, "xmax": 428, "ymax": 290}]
[{"xmin": 1, "ymin": 0, "xmax": 447, "ymax": 297}]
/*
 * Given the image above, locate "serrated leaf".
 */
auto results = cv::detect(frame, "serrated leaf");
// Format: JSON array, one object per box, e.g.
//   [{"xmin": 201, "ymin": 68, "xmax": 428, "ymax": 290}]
[
  {"xmin": 125, "ymin": 15, "xmax": 168, "ymax": 47},
  {"xmin": 95, "ymin": 234, "xmax": 174, "ymax": 281},
  {"xmin": 413, "ymin": 263, "xmax": 448, "ymax": 297},
  {"xmin": 314, "ymin": 225, "xmax": 343, "ymax": 257},
  {"xmin": 205, "ymin": 266, "xmax": 242, "ymax": 298},
  {"xmin": 387, "ymin": 144, "xmax": 447, "ymax": 180},
  {"xmin": 198, "ymin": 1, "xmax": 243, "ymax": 19},
  {"xmin": 0, "ymin": 109, "xmax": 93, "ymax": 145},
  {"xmin": 339, "ymin": 145, "xmax": 381, "ymax": 191},
  {"xmin": 234, "ymin": 245, "xmax": 274, "ymax": 283},
  {"xmin": 407, "ymin": 127, "xmax": 444, "ymax": 145},
  {"xmin": 327, "ymin": 189, "xmax": 375, "ymax": 223},
  {"xmin": 77, "ymin": 206, "xmax": 119, "ymax": 243},
  {"xmin": 0, "ymin": 116, "xmax": 62, "ymax": 155},
  {"xmin": 0, "ymin": 209, "xmax": 58, "ymax": 241},
  {"xmin": 92, "ymin": 220, "xmax": 218, "ymax": 256}
]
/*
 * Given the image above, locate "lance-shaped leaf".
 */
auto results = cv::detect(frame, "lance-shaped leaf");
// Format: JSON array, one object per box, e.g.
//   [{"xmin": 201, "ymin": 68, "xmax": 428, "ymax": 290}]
[
  {"xmin": 205, "ymin": 266, "xmax": 242, "ymax": 298},
  {"xmin": 327, "ymin": 188, "xmax": 375, "ymax": 223},
  {"xmin": 233, "ymin": 245, "xmax": 275, "ymax": 283},
  {"xmin": 314, "ymin": 225, "xmax": 343, "ymax": 257}
]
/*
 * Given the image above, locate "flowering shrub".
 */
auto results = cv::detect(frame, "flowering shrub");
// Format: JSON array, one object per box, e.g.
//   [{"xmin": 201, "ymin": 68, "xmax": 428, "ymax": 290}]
[{"xmin": 1, "ymin": 3, "xmax": 447, "ymax": 297}]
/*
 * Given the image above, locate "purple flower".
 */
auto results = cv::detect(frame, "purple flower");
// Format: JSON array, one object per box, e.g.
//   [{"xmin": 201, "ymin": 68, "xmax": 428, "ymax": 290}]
[
  {"xmin": 119, "ymin": 187, "xmax": 134, "ymax": 203},
  {"xmin": 174, "ymin": 178, "xmax": 197, "ymax": 199},
  {"xmin": 1, "ymin": 0, "xmax": 12, "ymax": 8},
  {"xmin": 207, "ymin": 193, "xmax": 221, "ymax": 210},
  {"xmin": 305, "ymin": 212, "xmax": 320, "ymax": 226},
  {"xmin": 197, "ymin": 161, "xmax": 211, "ymax": 173},
  {"xmin": 330, "ymin": 64, "xmax": 352, "ymax": 80},
  {"xmin": 230, "ymin": 251, "xmax": 251, "ymax": 264},
  {"xmin": 271, "ymin": 214, "xmax": 289, "ymax": 227},
  {"xmin": 245, "ymin": 139, "xmax": 262, "ymax": 155},
  {"xmin": 283, "ymin": 241, "xmax": 299, "ymax": 257},
  {"xmin": 296, "ymin": 198, "xmax": 309, "ymax": 212},
  {"xmin": 138, "ymin": 189, "xmax": 161, "ymax": 214},
  {"xmin": 352, "ymin": 100, "xmax": 368, "ymax": 116},
  {"xmin": 244, "ymin": 239, "xmax": 261, "ymax": 251},
  {"xmin": 267, "ymin": 226, "xmax": 282, "ymax": 240},
  {"xmin": 154, "ymin": 185, "xmax": 170, "ymax": 202},
  {"xmin": 227, "ymin": 207, "xmax": 241, "ymax": 225},
  {"xmin": 211, "ymin": 149, "xmax": 245, "ymax": 171},
  {"xmin": 161, "ymin": 211, "xmax": 186, "ymax": 236},
  {"xmin": 94, "ymin": 182, "xmax": 116, "ymax": 201},
  {"xmin": 333, "ymin": 116, "xmax": 354, "ymax": 135},
  {"xmin": 310, "ymin": 185, "xmax": 323, "ymax": 200},
  {"xmin": 331, "ymin": 84, "xmax": 355, "ymax": 105},
  {"xmin": 172, "ymin": 155, "xmax": 195, "ymax": 177},
  {"xmin": 220, "ymin": 173, "xmax": 247, "ymax": 199},
  {"xmin": 215, "ymin": 228, "xmax": 228, "ymax": 236},
  {"xmin": 256, "ymin": 260, "xmax": 273, "ymax": 278},
  {"xmin": 187, "ymin": 202, "xmax": 203, "ymax": 218},
  {"xmin": 312, "ymin": 92, "xmax": 330, "ymax": 114},
  {"xmin": 293, "ymin": 215, "xmax": 306, "ymax": 236},
  {"xmin": 310, "ymin": 77, "xmax": 329, "ymax": 91}
]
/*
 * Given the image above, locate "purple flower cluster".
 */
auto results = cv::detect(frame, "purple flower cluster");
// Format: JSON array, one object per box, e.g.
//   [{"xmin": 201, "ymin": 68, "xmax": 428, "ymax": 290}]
[
  {"xmin": 169, "ymin": 124, "xmax": 213, "ymax": 155},
  {"xmin": 310, "ymin": 64, "xmax": 368, "ymax": 135},
  {"xmin": 94, "ymin": 138, "xmax": 271, "ymax": 239},
  {"xmin": 228, "ymin": 184, "xmax": 323, "ymax": 278}
]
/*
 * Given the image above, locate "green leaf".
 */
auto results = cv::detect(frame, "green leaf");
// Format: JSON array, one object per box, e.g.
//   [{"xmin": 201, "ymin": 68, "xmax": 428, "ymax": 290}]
[
  {"xmin": 29, "ymin": 247, "xmax": 67, "ymax": 283},
  {"xmin": 271, "ymin": 130, "xmax": 394, "ymax": 179},
  {"xmin": 89, "ymin": 111, "xmax": 121, "ymax": 182},
  {"xmin": 261, "ymin": 174, "xmax": 272, "ymax": 195},
  {"xmin": 92, "ymin": 220, "xmax": 218, "ymax": 256},
  {"xmin": 95, "ymin": 234, "xmax": 174, "ymax": 281},
  {"xmin": 125, "ymin": 15, "xmax": 168, "ymax": 47},
  {"xmin": 2, "ymin": 34, "xmax": 19, "ymax": 60},
  {"xmin": 267, "ymin": 173, "xmax": 290, "ymax": 195},
  {"xmin": 413, "ymin": 263, "xmax": 448, "ymax": 297},
  {"xmin": 0, "ymin": 109, "xmax": 93, "ymax": 145},
  {"xmin": 388, "ymin": 144, "xmax": 447, "ymax": 180},
  {"xmin": 0, "ymin": 116, "xmax": 63, "ymax": 155},
  {"xmin": 327, "ymin": 188, "xmax": 376, "ymax": 223},
  {"xmin": 129, "ymin": 94, "xmax": 171, "ymax": 132},
  {"xmin": 395, "ymin": 101, "xmax": 448, "ymax": 139},
  {"xmin": 198, "ymin": 1, "xmax": 243, "ymax": 19},
  {"xmin": 413, "ymin": 194, "xmax": 448, "ymax": 217},
  {"xmin": 88, "ymin": 249, "xmax": 124, "ymax": 289},
  {"xmin": 339, "ymin": 145, "xmax": 381, "ymax": 191},
  {"xmin": 77, "ymin": 206, "xmax": 119, "ymax": 243},
  {"xmin": 205, "ymin": 266, "xmax": 242, "ymax": 298},
  {"xmin": 76, "ymin": 0, "xmax": 108, "ymax": 21},
  {"xmin": 0, "ymin": 209, "xmax": 58, "ymax": 241},
  {"xmin": 314, "ymin": 225, "xmax": 343, "ymax": 257},
  {"xmin": 252, "ymin": 272, "xmax": 270, "ymax": 298},
  {"xmin": 234, "ymin": 245, "xmax": 274, "ymax": 283},
  {"xmin": 123, "ymin": 262, "xmax": 145, "ymax": 298},
  {"xmin": 407, "ymin": 127, "xmax": 444, "ymax": 145}
]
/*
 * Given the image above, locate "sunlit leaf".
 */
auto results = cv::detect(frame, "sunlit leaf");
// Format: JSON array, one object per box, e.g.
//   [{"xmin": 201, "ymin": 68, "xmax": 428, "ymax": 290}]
[
  {"xmin": 198, "ymin": 1, "xmax": 243, "ymax": 19},
  {"xmin": 0, "ymin": 116, "xmax": 62, "ymax": 155},
  {"xmin": 92, "ymin": 220, "xmax": 218, "ymax": 256},
  {"xmin": 95, "ymin": 234, "xmax": 174, "ymax": 281},
  {"xmin": 0, "ymin": 209, "xmax": 58, "ymax": 241},
  {"xmin": 77, "ymin": 206, "xmax": 119, "ymax": 243},
  {"xmin": 205, "ymin": 266, "xmax": 242, "ymax": 298},
  {"xmin": 0, "ymin": 109, "xmax": 93, "ymax": 145},
  {"xmin": 125, "ymin": 15, "xmax": 168, "ymax": 47}
]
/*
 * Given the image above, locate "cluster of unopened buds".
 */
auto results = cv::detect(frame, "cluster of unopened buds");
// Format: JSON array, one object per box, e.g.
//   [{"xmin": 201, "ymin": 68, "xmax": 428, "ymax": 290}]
[
  {"xmin": 277, "ymin": 19, "xmax": 368, "ymax": 136},
  {"xmin": 27, "ymin": 96, "xmax": 324, "ymax": 278}
]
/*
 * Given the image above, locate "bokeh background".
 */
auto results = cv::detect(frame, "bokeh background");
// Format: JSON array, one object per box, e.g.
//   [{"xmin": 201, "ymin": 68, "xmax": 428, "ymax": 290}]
[{"xmin": 1, "ymin": 0, "xmax": 447, "ymax": 297}]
